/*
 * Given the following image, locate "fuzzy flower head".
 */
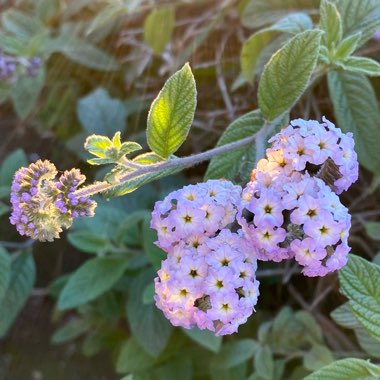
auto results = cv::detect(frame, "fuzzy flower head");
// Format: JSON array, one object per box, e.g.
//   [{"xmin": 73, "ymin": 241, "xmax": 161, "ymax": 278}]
[
  {"xmin": 154, "ymin": 230, "xmax": 259, "ymax": 335},
  {"xmin": 10, "ymin": 160, "xmax": 96, "ymax": 242}
]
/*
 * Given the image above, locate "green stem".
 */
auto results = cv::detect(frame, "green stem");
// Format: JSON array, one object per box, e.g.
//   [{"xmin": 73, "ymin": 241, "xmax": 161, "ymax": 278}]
[{"xmin": 74, "ymin": 133, "xmax": 259, "ymax": 198}]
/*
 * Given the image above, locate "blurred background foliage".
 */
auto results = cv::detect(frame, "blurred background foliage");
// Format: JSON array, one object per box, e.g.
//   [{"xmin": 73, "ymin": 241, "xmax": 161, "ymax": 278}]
[{"xmin": 1, "ymin": 0, "xmax": 380, "ymax": 379}]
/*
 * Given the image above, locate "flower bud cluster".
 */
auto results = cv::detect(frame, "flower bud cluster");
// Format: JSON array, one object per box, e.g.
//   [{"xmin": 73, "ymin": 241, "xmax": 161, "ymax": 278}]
[
  {"xmin": 238, "ymin": 117, "xmax": 357, "ymax": 276},
  {"xmin": 151, "ymin": 181, "xmax": 260, "ymax": 335},
  {"xmin": 10, "ymin": 160, "xmax": 96, "ymax": 242},
  {"xmin": 0, "ymin": 50, "xmax": 42, "ymax": 83}
]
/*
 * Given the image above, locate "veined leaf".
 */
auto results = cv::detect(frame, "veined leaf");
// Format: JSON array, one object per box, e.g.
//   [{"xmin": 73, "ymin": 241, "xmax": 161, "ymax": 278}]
[
  {"xmin": 52, "ymin": 318, "xmax": 90, "ymax": 344},
  {"xmin": 144, "ymin": 7, "xmax": 175, "ymax": 55},
  {"xmin": 339, "ymin": 254, "xmax": 380, "ymax": 341},
  {"xmin": 58, "ymin": 257, "xmax": 129, "ymax": 310},
  {"xmin": 258, "ymin": 30, "xmax": 322, "ymax": 121},
  {"xmin": 0, "ymin": 252, "xmax": 35, "ymax": 337},
  {"xmin": 183, "ymin": 327, "xmax": 222, "ymax": 353},
  {"xmin": 304, "ymin": 358, "xmax": 380, "ymax": 379},
  {"xmin": 146, "ymin": 63, "xmax": 197, "ymax": 159},
  {"xmin": 327, "ymin": 71, "xmax": 380, "ymax": 172},
  {"xmin": 319, "ymin": 0, "xmax": 342, "ymax": 49},
  {"xmin": 338, "ymin": 56, "xmax": 380, "ymax": 76},
  {"xmin": 334, "ymin": 33, "xmax": 362, "ymax": 60}
]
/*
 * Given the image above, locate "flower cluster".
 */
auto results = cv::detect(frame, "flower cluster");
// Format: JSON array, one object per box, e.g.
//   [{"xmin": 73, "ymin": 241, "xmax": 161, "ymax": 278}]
[
  {"xmin": 152, "ymin": 181, "xmax": 260, "ymax": 335},
  {"xmin": 10, "ymin": 160, "xmax": 96, "ymax": 241},
  {"xmin": 238, "ymin": 117, "xmax": 357, "ymax": 276},
  {"xmin": 0, "ymin": 50, "xmax": 42, "ymax": 83}
]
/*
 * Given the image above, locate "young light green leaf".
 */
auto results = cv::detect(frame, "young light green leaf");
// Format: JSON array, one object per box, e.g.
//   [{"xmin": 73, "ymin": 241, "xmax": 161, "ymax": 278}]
[
  {"xmin": 365, "ymin": 222, "xmax": 380, "ymax": 241},
  {"xmin": 205, "ymin": 110, "xmax": 264, "ymax": 180},
  {"xmin": 338, "ymin": 56, "xmax": 380, "ymax": 76},
  {"xmin": 146, "ymin": 63, "xmax": 197, "ymax": 159},
  {"xmin": 339, "ymin": 254, "xmax": 380, "ymax": 341},
  {"xmin": 144, "ymin": 7, "xmax": 175, "ymax": 55},
  {"xmin": 333, "ymin": 0, "xmax": 380, "ymax": 46},
  {"xmin": 319, "ymin": 0, "xmax": 342, "ymax": 49},
  {"xmin": 334, "ymin": 33, "xmax": 361, "ymax": 60},
  {"xmin": 0, "ymin": 248, "xmax": 11, "ymax": 301},
  {"xmin": 258, "ymin": 30, "xmax": 322, "ymax": 121},
  {"xmin": 0, "ymin": 253, "xmax": 35, "ymax": 337},
  {"xmin": 61, "ymin": 37, "xmax": 119, "ymax": 71},
  {"xmin": 241, "ymin": 13, "xmax": 312, "ymax": 82},
  {"xmin": 77, "ymin": 88, "xmax": 128, "ymax": 135},
  {"xmin": 210, "ymin": 339, "xmax": 259, "ymax": 369},
  {"xmin": 58, "ymin": 257, "xmax": 129, "ymax": 310},
  {"xmin": 327, "ymin": 71, "xmax": 380, "ymax": 172},
  {"xmin": 183, "ymin": 327, "xmax": 222, "ymax": 353},
  {"xmin": 304, "ymin": 358, "xmax": 380, "ymax": 379},
  {"xmin": 116, "ymin": 337, "xmax": 156, "ymax": 374},
  {"xmin": 51, "ymin": 318, "xmax": 90, "ymax": 344}
]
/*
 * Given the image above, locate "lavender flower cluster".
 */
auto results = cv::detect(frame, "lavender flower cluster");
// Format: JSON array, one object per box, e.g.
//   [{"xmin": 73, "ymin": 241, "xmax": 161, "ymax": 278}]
[
  {"xmin": 0, "ymin": 50, "xmax": 42, "ymax": 82},
  {"xmin": 10, "ymin": 160, "xmax": 96, "ymax": 242},
  {"xmin": 151, "ymin": 117, "xmax": 358, "ymax": 334},
  {"xmin": 151, "ymin": 180, "xmax": 260, "ymax": 335},
  {"xmin": 239, "ymin": 117, "xmax": 357, "ymax": 276}
]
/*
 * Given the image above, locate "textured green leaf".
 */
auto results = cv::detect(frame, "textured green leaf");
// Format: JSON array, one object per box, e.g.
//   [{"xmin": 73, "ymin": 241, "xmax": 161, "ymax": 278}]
[
  {"xmin": 144, "ymin": 7, "xmax": 175, "ymax": 55},
  {"xmin": 51, "ymin": 318, "xmax": 90, "ymax": 344},
  {"xmin": 241, "ymin": 13, "xmax": 312, "ymax": 82},
  {"xmin": 58, "ymin": 257, "xmax": 129, "ymax": 310},
  {"xmin": 183, "ymin": 327, "xmax": 222, "ymax": 353},
  {"xmin": 254, "ymin": 346, "xmax": 274, "ymax": 379},
  {"xmin": 205, "ymin": 110, "xmax": 264, "ymax": 181},
  {"xmin": 61, "ymin": 37, "xmax": 119, "ymax": 71},
  {"xmin": 126, "ymin": 270, "xmax": 172, "ymax": 357},
  {"xmin": 0, "ymin": 248, "xmax": 11, "ymax": 301},
  {"xmin": 146, "ymin": 63, "xmax": 197, "ymax": 159},
  {"xmin": 0, "ymin": 252, "xmax": 35, "ymax": 337},
  {"xmin": 339, "ymin": 57, "xmax": 380, "ymax": 76},
  {"xmin": 333, "ymin": 0, "xmax": 380, "ymax": 46},
  {"xmin": 142, "ymin": 217, "xmax": 166, "ymax": 269},
  {"xmin": 240, "ymin": 0, "xmax": 319, "ymax": 29},
  {"xmin": 210, "ymin": 339, "xmax": 259, "ymax": 369},
  {"xmin": 67, "ymin": 231, "xmax": 110, "ymax": 254},
  {"xmin": 303, "ymin": 344, "xmax": 334, "ymax": 371},
  {"xmin": 355, "ymin": 326, "xmax": 380, "ymax": 359},
  {"xmin": 304, "ymin": 358, "xmax": 380, "ymax": 379},
  {"xmin": 10, "ymin": 67, "xmax": 45, "ymax": 120},
  {"xmin": 0, "ymin": 149, "xmax": 27, "ymax": 190},
  {"xmin": 77, "ymin": 88, "xmax": 128, "ymax": 135},
  {"xmin": 327, "ymin": 71, "xmax": 380, "ymax": 172},
  {"xmin": 258, "ymin": 30, "xmax": 322, "ymax": 120},
  {"xmin": 365, "ymin": 222, "xmax": 380, "ymax": 241},
  {"xmin": 331, "ymin": 302, "xmax": 358, "ymax": 329},
  {"xmin": 339, "ymin": 254, "xmax": 380, "ymax": 341},
  {"xmin": 116, "ymin": 337, "xmax": 156, "ymax": 374},
  {"xmin": 319, "ymin": 0, "xmax": 342, "ymax": 49},
  {"xmin": 334, "ymin": 33, "xmax": 362, "ymax": 60}
]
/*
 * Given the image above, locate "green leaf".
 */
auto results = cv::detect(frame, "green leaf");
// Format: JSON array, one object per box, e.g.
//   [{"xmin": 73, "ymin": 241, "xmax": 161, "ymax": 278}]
[
  {"xmin": 254, "ymin": 346, "xmax": 275, "ymax": 380},
  {"xmin": 210, "ymin": 339, "xmax": 259, "ymax": 369},
  {"xmin": 142, "ymin": 283, "xmax": 155, "ymax": 305},
  {"xmin": 334, "ymin": 33, "xmax": 361, "ymax": 60},
  {"xmin": 339, "ymin": 254, "xmax": 380, "ymax": 341},
  {"xmin": 116, "ymin": 337, "xmax": 156, "ymax": 374},
  {"xmin": 0, "ymin": 248, "xmax": 11, "ymax": 301},
  {"xmin": 333, "ymin": 0, "xmax": 380, "ymax": 46},
  {"xmin": 319, "ymin": 0, "xmax": 342, "ymax": 49},
  {"xmin": 331, "ymin": 302, "xmax": 358, "ymax": 329},
  {"xmin": 77, "ymin": 88, "xmax": 128, "ymax": 135},
  {"xmin": 0, "ymin": 149, "xmax": 27, "ymax": 194},
  {"xmin": 355, "ymin": 326, "xmax": 380, "ymax": 359},
  {"xmin": 304, "ymin": 358, "xmax": 380, "ymax": 379},
  {"xmin": 51, "ymin": 318, "xmax": 90, "ymax": 344},
  {"xmin": 58, "ymin": 257, "xmax": 129, "ymax": 310},
  {"xmin": 0, "ymin": 252, "xmax": 35, "ymax": 337},
  {"xmin": 327, "ymin": 71, "xmax": 380, "ymax": 172},
  {"xmin": 365, "ymin": 222, "xmax": 380, "ymax": 241},
  {"xmin": 240, "ymin": 0, "xmax": 319, "ymax": 29},
  {"xmin": 205, "ymin": 110, "xmax": 265, "ymax": 181},
  {"xmin": 144, "ymin": 7, "xmax": 175, "ymax": 55},
  {"xmin": 10, "ymin": 67, "xmax": 45, "ymax": 120},
  {"xmin": 126, "ymin": 270, "xmax": 172, "ymax": 357},
  {"xmin": 61, "ymin": 37, "xmax": 119, "ymax": 71},
  {"xmin": 258, "ymin": 30, "xmax": 322, "ymax": 120},
  {"xmin": 0, "ymin": 202, "xmax": 10, "ymax": 217},
  {"xmin": 146, "ymin": 63, "xmax": 197, "ymax": 159},
  {"xmin": 338, "ymin": 56, "xmax": 380, "ymax": 76},
  {"xmin": 241, "ymin": 12, "xmax": 312, "ymax": 82},
  {"xmin": 142, "ymin": 217, "xmax": 166, "ymax": 269},
  {"xmin": 303, "ymin": 344, "xmax": 334, "ymax": 371},
  {"xmin": 67, "ymin": 231, "xmax": 110, "ymax": 254},
  {"xmin": 183, "ymin": 327, "xmax": 222, "ymax": 353}
]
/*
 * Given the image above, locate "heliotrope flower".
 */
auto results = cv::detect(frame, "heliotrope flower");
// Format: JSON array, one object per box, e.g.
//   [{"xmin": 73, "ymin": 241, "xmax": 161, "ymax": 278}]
[{"xmin": 10, "ymin": 160, "xmax": 96, "ymax": 241}]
